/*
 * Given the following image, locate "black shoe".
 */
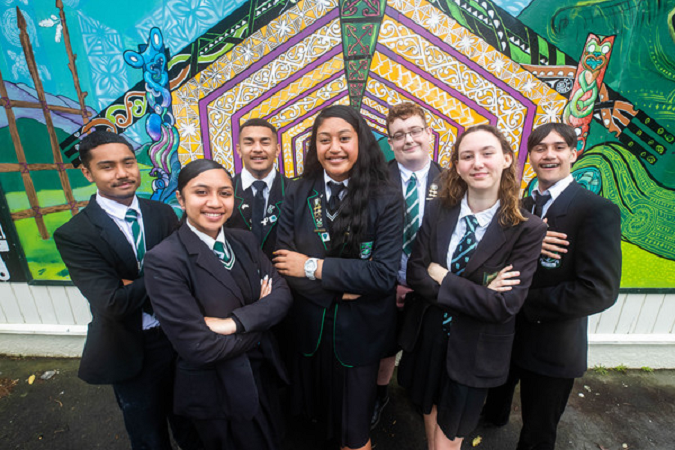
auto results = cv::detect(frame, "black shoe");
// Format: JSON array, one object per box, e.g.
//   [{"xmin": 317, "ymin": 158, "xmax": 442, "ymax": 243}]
[{"xmin": 370, "ymin": 395, "xmax": 390, "ymax": 429}]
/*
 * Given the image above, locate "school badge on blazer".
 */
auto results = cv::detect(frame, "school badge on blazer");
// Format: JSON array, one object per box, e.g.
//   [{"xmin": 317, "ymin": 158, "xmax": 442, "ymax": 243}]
[
  {"xmin": 539, "ymin": 254, "xmax": 561, "ymax": 269},
  {"xmin": 359, "ymin": 241, "xmax": 373, "ymax": 259},
  {"xmin": 426, "ymin": 183, "xmax": 439, "ymax": 201}
]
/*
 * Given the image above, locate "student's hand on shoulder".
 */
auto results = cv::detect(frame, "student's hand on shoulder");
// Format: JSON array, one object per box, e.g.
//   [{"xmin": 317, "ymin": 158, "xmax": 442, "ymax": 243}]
[
  {"xmin": 427, "ymin": 262, "xmax": 448, "ymax": 285},
  {"xmin": 487, "ymin": 264, "xmax": 520, "ymax": 292},
  {"xmin": 342, "ymin": 293, "xmax": 361, "ymax": 301},
  {"xmin": 541, "ymin": 218, "xmax": 569, "ymax": 260}
]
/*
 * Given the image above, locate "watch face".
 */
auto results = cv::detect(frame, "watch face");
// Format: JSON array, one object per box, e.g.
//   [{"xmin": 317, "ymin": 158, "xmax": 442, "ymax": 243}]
[{"xmin": 305, "ymin": 258, "xmax": 317, "ymax": 271}]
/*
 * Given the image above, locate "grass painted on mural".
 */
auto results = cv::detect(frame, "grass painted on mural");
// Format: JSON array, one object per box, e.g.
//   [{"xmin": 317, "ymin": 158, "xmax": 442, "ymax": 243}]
[{"xmin": 5, "ymin": 173, "xmax": 176, "ymax": 281}]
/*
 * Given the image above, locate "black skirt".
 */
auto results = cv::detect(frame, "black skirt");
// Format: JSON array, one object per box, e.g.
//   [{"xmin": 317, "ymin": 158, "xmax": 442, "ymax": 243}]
[
  {"xmin": 398, "ymin": 304, "xmax": 486, "ymax": 439},
  {"xmin": 290, "ymin": 305, "xmax": 378, "ymax": 449},
  {"xmin": 191, "ymin": 346, "xmax": 284, "ymax": 450}
]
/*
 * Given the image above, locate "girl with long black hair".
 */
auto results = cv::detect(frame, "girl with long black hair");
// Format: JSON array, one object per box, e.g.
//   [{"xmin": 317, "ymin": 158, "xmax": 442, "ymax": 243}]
[{"xmin": 273, "ymin": 105, "xmax": 403, "ymax": 450}]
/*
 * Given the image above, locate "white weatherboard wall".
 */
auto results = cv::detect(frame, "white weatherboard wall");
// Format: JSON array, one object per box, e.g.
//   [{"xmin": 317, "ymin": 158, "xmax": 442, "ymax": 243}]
[{"xmin": 1, "ymin": 282, "xmax": 674, "ymax": 368}]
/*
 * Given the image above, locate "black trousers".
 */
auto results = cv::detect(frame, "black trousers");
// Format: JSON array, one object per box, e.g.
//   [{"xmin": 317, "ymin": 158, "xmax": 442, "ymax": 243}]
[
  {"xmin": 112, "ymin": 327, "xmax": 202, "ymax": 450},
  {"xmin": 483, "ymin": 365, "xmax": 574, "ymax": 450}
]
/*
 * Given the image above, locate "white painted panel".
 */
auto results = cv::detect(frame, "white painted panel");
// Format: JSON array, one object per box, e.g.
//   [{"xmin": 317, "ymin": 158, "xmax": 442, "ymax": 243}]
[
  {"xmin": 44, "ymin": 285, "xmax": 76, "ymax": 324},
  {"xmin": 0, "ymin": 284, "xmax": 8, "ymax": 323},
  {"xmin": 634, "ymin": 294, "xmax": 665, "ymax": 333},
  {"xmin": 27, "ymin": 285, "xmax": 58, "ymax": 324},
  {"xmin": 614, "ymin": 293, "xmax": 645, "ymax": 334},
  {"xmin": 652, "ymin": 294, "xmax": 675, "ymax": 334},
  {"xmin": 587, "ymin": 311, "xmax": 601, "ymax": 334},
  {"xmin": 65, "ymin": 286, "xmax": 92, "ymax": 325},
  {"xmin": 595, "ymin": 293, "xmax": 626, "ymax": 334},
  {"xmin": 11, "ymin": 283, "xmax": 42, "ymax": 324},
  {"xmin": 3, "ymin": 283, "xmax": 31, "ymax": 323}
]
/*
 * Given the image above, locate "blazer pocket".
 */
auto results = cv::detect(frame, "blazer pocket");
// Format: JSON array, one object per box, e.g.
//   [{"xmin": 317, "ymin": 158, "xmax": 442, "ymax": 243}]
[
  {"xmin": 474, "ymin": 332, "xmax": 514, "ymax": 379},
  {"xmin": 173, "ymin": 364, "xmax": 224, "ymax": 420}
]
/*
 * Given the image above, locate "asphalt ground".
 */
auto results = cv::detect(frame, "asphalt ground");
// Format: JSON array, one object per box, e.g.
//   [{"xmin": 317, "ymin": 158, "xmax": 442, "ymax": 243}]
[{"xmin": 1, "ymin": 356, "xmax": 674, "ymax": 449}]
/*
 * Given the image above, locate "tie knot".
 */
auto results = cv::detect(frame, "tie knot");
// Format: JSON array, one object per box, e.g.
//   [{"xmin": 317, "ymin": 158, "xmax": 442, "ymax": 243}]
[
  {"xmin": 328, "ymin": 181, "xmax": 345, "ymax": 199},
  {"xmin": 409, "ymin": 173, "xmax": 417, "ymax": 184},
  {"xmin": 463, "ymin": 214, "xmax": 478, "ymax": 231},
  {"xmin": 125, "ymin": 208, "xmax": 138, "ymax": 222},
  {"xmin": 252, "ymin": 180, "xmax": 266, "ymax": 193},
  {"xmin": 213, "ymin": 241, "xmax": 225, "ymax": 253},
  {"xmin": 534, "ymin": 191, "xmax": 551, "ymax": 207}
]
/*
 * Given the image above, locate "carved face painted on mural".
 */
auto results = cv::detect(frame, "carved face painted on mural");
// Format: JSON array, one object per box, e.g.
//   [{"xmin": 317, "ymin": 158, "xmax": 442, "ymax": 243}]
[
  {"xmin": 236, "ymin": 125, "xmax": 281, "ymax": 179},
  {"xmin": 81, "ymin": 143, "xmax": 141, "ymax": 207},
  {"xmin": 177, "ymin": 168, "xmax": 234, "ymax": 240},
  {"xmin": 581, "ymin": 37, "xmax": 612, "ymax": 72}
]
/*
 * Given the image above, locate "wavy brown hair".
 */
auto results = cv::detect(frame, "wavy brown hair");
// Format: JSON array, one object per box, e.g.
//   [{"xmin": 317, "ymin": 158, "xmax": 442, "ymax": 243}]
[{"xmin": 439, "ymin": 124, "xmax": 526, "ymax": 227}]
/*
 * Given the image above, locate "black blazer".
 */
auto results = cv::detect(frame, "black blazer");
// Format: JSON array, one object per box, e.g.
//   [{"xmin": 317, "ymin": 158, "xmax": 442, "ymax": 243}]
[
  {"xmin": 144, "ymin": 225, "xmax": 292, "ymax": 420},
  {"xmin": 512, "ymin": 181, "xmax": 622, "ymax": 379},
  {"xmin": 387, "ymin": 158, "xmax": 443, "ymax": 204},
  {"xmin": 401, "ymin": 199, "xmax": 547, "ymax": 388},
  {"xmin": 276, "ymin": 176, "xmax": 404, "ymax": 367},
  {"xmin": 227, "ymin": 172, "xmax": 293, "ymax": 260},
  {"xmin": 53, "ymin": 195, "xmax": 178, "ymax": 384}
]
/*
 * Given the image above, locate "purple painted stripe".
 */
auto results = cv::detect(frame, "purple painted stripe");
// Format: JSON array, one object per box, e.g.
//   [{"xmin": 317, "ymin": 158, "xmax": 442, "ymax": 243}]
[
  {"xmin": 199, "ymin": 8, "xmax": 340, "ymax": 159},
  {"xmin": 290, "ymin": 128, "xmax": 312, "ymax": 177},
  {"xmin": 230, "ymin": 61, "xmax": 343, "ymax": 173},
  {"xmin": 361, "ymin": 103, "xmax": 387, "ymax": 123},
  {"xmin": 388, "ymin": 7, "xmax": 535, "ymax": 172},
  {"xmin": 369, "ymin": 73, "xmax": 469, "ymax": 131},
  {"xmin": 376, "ymin": 45, "xmax": 495, "ymax": 122}
]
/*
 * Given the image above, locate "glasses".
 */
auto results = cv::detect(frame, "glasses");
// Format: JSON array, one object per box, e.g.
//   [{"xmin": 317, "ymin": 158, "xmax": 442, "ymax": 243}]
[{"xmin": 390, "ymin": 127, "xmax": 425, "ymax": 143}]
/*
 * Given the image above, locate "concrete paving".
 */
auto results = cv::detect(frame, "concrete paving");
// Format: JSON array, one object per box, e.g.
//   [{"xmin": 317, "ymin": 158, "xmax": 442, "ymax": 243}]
[{"xmin": 1, "ymin": 356, "xmax": 673, "ymax": 449}]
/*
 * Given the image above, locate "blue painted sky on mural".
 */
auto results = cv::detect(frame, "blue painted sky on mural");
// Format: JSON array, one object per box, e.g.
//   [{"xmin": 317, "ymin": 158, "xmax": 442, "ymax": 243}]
[{"xmin": 0, "ymin": 0, "xmax": 246, "ymax": 113}]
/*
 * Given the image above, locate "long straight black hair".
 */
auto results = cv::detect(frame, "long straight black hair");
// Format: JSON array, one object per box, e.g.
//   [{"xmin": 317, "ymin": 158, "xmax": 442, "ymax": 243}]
[{"xmin": 303, "ymin": 105, "xmax": 389, "ymax": 256}]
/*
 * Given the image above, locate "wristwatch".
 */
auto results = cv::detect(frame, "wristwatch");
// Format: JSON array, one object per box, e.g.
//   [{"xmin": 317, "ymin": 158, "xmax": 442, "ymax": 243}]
[{"xmin": 304, "ymin": 257, "xmax": 319, "ymax": 280}]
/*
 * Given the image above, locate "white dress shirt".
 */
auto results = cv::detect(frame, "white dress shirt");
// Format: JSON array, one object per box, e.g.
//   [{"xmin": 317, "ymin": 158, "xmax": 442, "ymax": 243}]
[
  {"xmin": 532, "ymin": 174, "xmax": 574, "ymax": 218},
  {"xmin": 241, "ymin": 168, "xmax": 277, "ymax": 212},
  {"xmin": 446, "ymin": 194, "xmax": 500, "ymax": 270},
  {"xmin": 397, "ymin": 160, "xmax": 431, "ymax": 285},
  {"xmin": 96, "ymin": 192, "xmax": 159, "ymax": 330},
  {"xmin": 323, "ymin": 171, "xmax": 349, "ymax": 202}
]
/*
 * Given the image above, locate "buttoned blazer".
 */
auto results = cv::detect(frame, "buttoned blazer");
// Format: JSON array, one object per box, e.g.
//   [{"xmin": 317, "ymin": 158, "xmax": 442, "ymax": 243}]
[
  {"xmin": 387, "ymin": 158, "xmax": 443, "ymax": 204},
  {"xmin": 227, "ymin": 172, "xmax": 294, "ymax": 260},
  {"xmin": 512, "ymin": 181, "xmax": 622, "ymax": 378},
  {"xmin": 53, "ymin": 195, "xmax": 178, "ymax": 384},
  {"xmin": 275, "ymin": 175, "xmax": 404, "ymax": 367},
  {"xmin": 402, "ymin": 199, "xmax": 546, "ymax": 388},
  {"xmin": 144, "ymin": 225, "xmax": 292, "ymax": 420}
]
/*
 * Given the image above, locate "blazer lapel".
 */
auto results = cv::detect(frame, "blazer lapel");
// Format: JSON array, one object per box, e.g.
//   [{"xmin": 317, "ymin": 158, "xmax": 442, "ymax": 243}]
[
  {"xmin": 179, "ymin": 224, "xmax": 245, "ymax": 305},
  {"xmin": 226, "ymin": 231, "xmax": 258, "ymax": 304},
  {"xmin": 138, "ymin": 198, "xmax": 161, "ymax": 248},
  {"xmin": 425, "ymin": 162, "xmax": 442, "ymax": 202},
  {"xmin": 436, "ymin": 205, "xmax": 460, "ymax": 268},
  {"xmin": 464, "ymin": 213, "xmax": 506, "ymax": 278},
  {"xmin": 84, "ymin": 195, "xmax": 138, "ymax": 273},
  {"xmin": 544, "ymin": 181, "xmax": 579, "ymax": 221},
  {"xmin": 260, "ymin": 173, "xmax": 283, "ymax": 246},
  {"xmin": 305, "ymin": 177, "xmax": 329, "ymax": 251},
  {"xmin": 234, "ymin": 176, "xmax": 252, "ymax": 229}
]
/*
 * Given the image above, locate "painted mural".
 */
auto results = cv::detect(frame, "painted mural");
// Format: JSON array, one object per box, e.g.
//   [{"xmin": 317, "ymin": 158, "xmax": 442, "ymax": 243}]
[{"xmin": 0, "ymin": 0, "xmax": 673, "ymax": 288}]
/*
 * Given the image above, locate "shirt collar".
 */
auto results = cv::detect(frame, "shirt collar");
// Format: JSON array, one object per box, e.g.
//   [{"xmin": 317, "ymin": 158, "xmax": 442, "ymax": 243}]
[
  {"xmin": 96, "ymin": 192, "xmax": 140, "ymax": 221},
  {"xmin": 241, "ymin": 168, "xmax": 276, "ymax": 192},
  {"xmin": 323, "ymin": 171, "xmax": 349, "ymax": 193},
  {"xmin": 535, "ymin": 174, "xmax": 574, "ymax": 204},
  {"xmin": 398, "ymin": 159, "xmax": 431, "ymax": 185},
  {"xmin": 186, "ymin": 220, "xmax": 225, "ymax": 250},
  {"xmin": 458, "ymin": 193, "xmax": 500, "ymax": 229}
]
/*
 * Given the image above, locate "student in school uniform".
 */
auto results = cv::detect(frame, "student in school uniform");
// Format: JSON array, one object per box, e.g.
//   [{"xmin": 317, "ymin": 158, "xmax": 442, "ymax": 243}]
[
  {"xmin": 371, "ymin": 102, "xmax": 444, "ymax": 428},
  {"xmin": 144, "ymin": 159, "xmax": 293, "ymax": 450},
  {"xmin": 398, "ymin": 124, "xmax": 547, "ymax": 450},
  {"xmin": 481, "ymin": 123, "xmax": 622, "ymax": 450},
  {"xmin": 227, "ymin": 118, "xmax": 293, "ymax": 261},
  {"xmin": 273, "ymin": 105, "xmax": 403, "ymax": 450},
  {"xmin": 54, "ymin": 131, "xmax": 201, "ymax": 450}
]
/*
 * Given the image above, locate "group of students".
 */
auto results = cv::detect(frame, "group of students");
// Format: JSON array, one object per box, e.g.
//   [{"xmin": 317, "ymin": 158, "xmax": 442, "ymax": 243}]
[{"xmin": 54, "ymin": 102, "xmax": 622, "ymax": 450}]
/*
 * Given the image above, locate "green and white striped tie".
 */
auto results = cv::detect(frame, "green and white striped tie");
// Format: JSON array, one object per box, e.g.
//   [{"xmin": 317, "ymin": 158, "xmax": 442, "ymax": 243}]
[
  {"xmin": 213, "ymin": 240, "xmax": 235, "ymax": 270},
  {"xmin": 402, "ymin": 173, "xmax": 420, "ymax": 256},
  {"xmin": 124, "ymin": 208, "xmax": 145, "ymax": 271}
]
